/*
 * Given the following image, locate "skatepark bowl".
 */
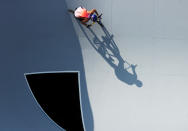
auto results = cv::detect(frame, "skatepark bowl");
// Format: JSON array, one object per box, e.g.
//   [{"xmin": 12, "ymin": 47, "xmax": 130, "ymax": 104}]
[{"xmin": 1, "ymin": 0, "xmax": 188, "ymax": 131}]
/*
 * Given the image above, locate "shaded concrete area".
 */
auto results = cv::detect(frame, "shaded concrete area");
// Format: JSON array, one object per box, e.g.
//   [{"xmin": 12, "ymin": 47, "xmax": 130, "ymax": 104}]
[{"xmin": 0, "ymin": 0, "xmax": 93, "ymax": 131}]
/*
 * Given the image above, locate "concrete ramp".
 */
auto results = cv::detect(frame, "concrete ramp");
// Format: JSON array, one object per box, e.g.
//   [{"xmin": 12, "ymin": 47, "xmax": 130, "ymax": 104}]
[
  {"xmin": 1, "ymin": 0, "xmax": 188, "ymax": 130},
  {"xmin": 0, "ymin": 0, "xmax": 91, "ymax": 130},
  {"xmin": 66, "ymin": 0, "xmax": 188, "ymax": 131}
]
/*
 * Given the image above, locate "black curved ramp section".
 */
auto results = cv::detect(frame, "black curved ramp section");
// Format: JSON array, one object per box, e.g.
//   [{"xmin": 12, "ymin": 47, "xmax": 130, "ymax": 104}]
[{"xmin": 25, "ymin": 72, "xmax": 85, "ymax": 131}]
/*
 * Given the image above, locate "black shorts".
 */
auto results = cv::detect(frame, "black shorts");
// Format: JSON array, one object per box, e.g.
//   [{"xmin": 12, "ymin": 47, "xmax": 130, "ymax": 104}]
[{"xmin": 76, "ymin": 17, "xmax": 85, "ymax": 21}]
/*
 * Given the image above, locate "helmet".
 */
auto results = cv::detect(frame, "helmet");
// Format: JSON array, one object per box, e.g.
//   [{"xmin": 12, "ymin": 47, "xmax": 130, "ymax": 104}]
[{"xmin": 91, "ymin": 14, "xmax": 98, "ymax": 22}]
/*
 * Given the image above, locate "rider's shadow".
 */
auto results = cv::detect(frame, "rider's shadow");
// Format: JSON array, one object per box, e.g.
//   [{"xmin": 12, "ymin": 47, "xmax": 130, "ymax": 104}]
[{"xmin": 78, "ymin": 22, "xmax": 143, "ymax": 87}]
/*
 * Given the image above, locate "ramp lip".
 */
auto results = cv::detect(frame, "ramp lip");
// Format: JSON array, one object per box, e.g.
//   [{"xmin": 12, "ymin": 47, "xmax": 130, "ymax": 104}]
[{"xmin": 24, "ymin": 70, "xmax": 80, "ymax": 76}]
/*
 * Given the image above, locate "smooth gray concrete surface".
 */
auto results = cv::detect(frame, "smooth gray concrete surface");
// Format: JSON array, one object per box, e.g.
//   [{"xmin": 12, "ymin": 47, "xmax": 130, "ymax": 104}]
[
  {"xmin": 1, "ymin": 0, "xmax": 188, "ymax": 131},
  {"xmin": 66, "ymin": 0, "xmax": 188, "ymax": 131},
  {"xmin": 0, "ymin": 0, "xmax": 92, "ymax": 131}
]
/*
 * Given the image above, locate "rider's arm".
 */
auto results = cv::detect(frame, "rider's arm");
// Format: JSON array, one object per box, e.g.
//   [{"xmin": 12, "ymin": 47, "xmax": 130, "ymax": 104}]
[
  {"xmin": 81, "ymin": 18, "xmax": 91, "ymax": 27},
  {"xmin": 87, "ymin": 9, "xmax": 99, "ymax": 16}
]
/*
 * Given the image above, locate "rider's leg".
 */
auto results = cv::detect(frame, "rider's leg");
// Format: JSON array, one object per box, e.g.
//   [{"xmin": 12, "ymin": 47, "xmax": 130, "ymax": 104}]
[
  {"xmin": 87, "ymin": 9, "xmax": 99, "ymax": 16},
  {"xmin": 81, "ymin": 18, "xmax": 90, "ymax": 26}
]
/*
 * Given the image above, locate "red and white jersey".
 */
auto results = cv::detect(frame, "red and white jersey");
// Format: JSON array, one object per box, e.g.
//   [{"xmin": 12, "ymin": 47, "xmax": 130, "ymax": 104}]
[{"xmin": 74, "ymin": 7, "xmax": 90, "ymax": 18}]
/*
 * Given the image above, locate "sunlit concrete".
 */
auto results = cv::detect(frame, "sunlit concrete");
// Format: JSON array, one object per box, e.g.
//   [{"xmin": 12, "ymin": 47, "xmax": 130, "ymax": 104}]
[{"xmin": 66, "ymin": 0, "xmax": 188, "ymax": 130}]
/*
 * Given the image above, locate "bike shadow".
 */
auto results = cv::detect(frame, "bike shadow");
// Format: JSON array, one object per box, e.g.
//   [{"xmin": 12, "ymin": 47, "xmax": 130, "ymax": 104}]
[{"xmin": 78, "ymin": 22, "xmax": 143, "ymax": 88}]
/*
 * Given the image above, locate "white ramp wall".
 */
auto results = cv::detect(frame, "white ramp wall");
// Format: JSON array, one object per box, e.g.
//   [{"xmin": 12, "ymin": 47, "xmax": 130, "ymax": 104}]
[{"xmin": 66, "ymin": 0, "xmax": 188, "ymax": 131}]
